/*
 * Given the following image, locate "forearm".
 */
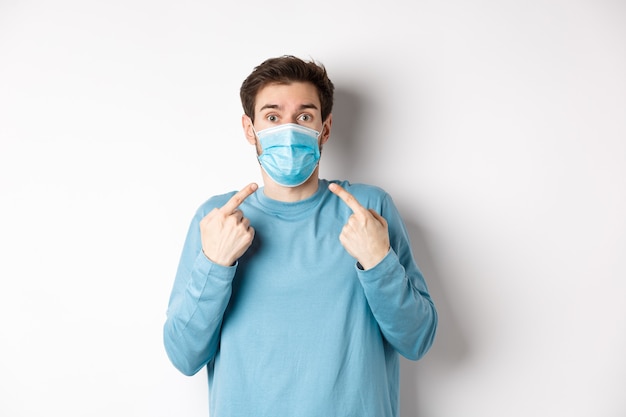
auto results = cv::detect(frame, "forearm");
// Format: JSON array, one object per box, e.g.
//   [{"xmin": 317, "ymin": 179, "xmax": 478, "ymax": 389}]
[
  {"xmin": 163, "ymin": 253, "xmax": 235, "ymax": 376},
  {"xmin": 357, "ymin": 249, "xmax": 438, "ymax": 360}
]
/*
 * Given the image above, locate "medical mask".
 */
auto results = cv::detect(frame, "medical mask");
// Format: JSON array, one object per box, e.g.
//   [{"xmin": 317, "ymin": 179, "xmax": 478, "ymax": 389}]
[{"xmin": 254, "ymin": 123, "xmax": 322, "ymax": 187}]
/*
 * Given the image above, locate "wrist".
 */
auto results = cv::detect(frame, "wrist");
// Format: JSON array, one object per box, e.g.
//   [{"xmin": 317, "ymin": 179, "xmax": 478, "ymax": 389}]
[
  {"xmin": 202, "ymin": 249, "xmax": 235, "ymax": 267},
  {"xmin": 358, "ymin": 247, "xmax": 390, "ymax": 270}
]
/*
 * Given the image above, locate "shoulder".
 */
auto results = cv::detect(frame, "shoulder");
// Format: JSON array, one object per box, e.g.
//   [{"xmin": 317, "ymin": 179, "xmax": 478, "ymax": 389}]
[
  {"xmin": 327, "ymin": 179, "xmax": 389, "ymax": 197},
  {"xmin": 194, "ymin": 190, "xmax": 238, "ymax": 217},
  {"xmin": 325, "ymin": 179, "xmax": 392, "ymax": 208}
]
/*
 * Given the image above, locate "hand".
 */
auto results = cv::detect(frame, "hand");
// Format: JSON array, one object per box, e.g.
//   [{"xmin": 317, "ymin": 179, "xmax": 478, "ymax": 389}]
[
  {"xmin": 329, "ymin": 183, "xmax": 390, "ymax": 270},
  {"xmin": 200, "ymin": 183, "xmax": 258, "ymax": 266}
]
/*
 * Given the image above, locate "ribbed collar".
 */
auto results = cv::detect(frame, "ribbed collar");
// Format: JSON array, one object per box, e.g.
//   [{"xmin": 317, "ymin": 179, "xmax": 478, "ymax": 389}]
[{"xmin": 252, "ymin": 179, "xmax": 329, "ymax": 220}]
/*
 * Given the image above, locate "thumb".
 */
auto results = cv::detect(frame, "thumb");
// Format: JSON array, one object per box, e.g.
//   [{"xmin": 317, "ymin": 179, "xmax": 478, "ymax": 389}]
[{"xmin": 368, "ymin": 209, "xmax": 387, "ymax": 226}]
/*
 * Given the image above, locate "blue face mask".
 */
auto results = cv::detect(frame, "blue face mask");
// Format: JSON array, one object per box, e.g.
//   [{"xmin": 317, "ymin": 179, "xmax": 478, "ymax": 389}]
[{"xmin": 254, "ymin": 123, "xmax": 322, "ymax": 187}]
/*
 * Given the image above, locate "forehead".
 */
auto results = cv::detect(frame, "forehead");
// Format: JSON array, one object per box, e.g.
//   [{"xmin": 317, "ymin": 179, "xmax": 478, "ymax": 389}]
[{"xmin": 254, "ymin": 82, "xmax": 320, "ymax": 114}]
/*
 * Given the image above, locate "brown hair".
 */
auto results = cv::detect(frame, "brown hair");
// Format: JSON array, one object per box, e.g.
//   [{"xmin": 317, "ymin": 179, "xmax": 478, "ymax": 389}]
[{"xmin": 240, "ymin": 55, "xmax": 334, "ymax": 123}]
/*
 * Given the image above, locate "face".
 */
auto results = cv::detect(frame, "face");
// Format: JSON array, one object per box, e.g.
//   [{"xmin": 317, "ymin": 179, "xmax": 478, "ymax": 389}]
[{"xmin": 243, "ymin": 82, "xmax": 332, "ymax": 154}]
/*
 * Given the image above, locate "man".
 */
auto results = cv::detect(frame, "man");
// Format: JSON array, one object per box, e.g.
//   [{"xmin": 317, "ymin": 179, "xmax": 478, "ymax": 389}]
[{"xmin": 163, "ymin": 55, "xmax": 437, "ymax": 417}]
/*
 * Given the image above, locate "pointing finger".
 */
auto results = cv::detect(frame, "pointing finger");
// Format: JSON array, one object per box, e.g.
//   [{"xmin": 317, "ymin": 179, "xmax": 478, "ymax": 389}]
[
  {"xmin": 328, "ymin": 183, "xmax": 366, "ymax": 214},
  {"xmin": 221, "ymin": 183, "xmax": 258, "ymax": 213}
]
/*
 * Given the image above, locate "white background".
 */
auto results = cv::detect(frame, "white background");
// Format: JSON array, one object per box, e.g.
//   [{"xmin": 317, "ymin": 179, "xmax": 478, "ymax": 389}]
[{"xmin": 1, "ymin": 1, "xmax": 624, "ymax": 416}]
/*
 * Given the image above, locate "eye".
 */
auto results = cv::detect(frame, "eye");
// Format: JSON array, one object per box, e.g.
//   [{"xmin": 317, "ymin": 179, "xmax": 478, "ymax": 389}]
[
  {"xmin": 266, "ymin": 114, "xmax": 278, "ymax": 122},
  {"xmin": 298, "ymin": 113, "xmax": 312, "ymax": 122}
]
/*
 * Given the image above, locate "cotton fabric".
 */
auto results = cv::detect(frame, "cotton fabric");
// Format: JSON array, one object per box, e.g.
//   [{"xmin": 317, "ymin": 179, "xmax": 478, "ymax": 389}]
[{"xmin": 164, "ymin": 179, "xmax": 437, "ymax": 417}]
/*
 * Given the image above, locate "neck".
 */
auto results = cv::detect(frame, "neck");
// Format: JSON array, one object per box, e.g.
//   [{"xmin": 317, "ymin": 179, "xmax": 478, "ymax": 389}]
[{"xmin": 261, "ymin": 169, "xmax": 320, "ymax": 202}]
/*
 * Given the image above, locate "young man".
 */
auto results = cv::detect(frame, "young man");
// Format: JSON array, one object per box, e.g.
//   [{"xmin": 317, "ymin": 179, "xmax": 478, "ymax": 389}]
[{"xmin": 163, "ymin": 55, "xmax": 437, "ymax": 417}]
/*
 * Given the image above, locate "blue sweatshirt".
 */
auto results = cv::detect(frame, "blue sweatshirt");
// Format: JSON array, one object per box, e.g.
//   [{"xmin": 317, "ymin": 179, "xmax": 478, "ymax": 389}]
[{"xmin": 164, "ymin": 179, "xmax": 437, "ymax": 417}]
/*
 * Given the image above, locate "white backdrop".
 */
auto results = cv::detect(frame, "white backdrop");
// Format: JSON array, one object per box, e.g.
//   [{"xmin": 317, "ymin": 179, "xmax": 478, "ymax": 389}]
[{"xmin": 1, "ymin": 1, "xmax": 624, "ymax": 416}]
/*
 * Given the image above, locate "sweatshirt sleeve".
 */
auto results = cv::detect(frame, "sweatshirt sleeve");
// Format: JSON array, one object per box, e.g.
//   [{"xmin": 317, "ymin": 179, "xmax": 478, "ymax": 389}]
[
  {"xmin": 356, "ymin": 193, "xmax": 438, "ymax": 361},
  {"xmin": 163, "ymin": 207, "xmax": 236, "ymax": 376}
]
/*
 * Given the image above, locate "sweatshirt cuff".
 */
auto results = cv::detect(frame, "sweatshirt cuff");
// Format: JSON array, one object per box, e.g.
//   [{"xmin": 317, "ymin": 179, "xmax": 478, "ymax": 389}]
[
  {"xmin": 356, "ymin": 248, "xmax": 400, "ymax": 282},
  {"xmin": 193, "ymin": 252, "xmax": 237, "ymax": 284}
]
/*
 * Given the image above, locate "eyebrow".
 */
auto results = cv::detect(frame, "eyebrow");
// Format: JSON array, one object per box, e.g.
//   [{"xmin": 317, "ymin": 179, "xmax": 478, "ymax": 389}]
[{"xmin": 258, "ymin": 103, "xmax": 319, "ymax": 112}]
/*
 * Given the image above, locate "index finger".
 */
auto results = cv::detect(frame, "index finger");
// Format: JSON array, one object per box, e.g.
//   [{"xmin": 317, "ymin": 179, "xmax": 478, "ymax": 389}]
[
  {"xmin": 328, "ymin": 183, "xmax": 367, "ymax": 213},
  {"xmin": 221, "ymin": 182, "xmax": 258, "ymax": 213}
]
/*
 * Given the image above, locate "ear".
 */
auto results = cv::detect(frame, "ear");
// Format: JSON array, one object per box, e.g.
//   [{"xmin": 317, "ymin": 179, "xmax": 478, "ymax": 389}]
[
  {"xmin": 242, "ymin": 115, "xmax": 257, "ymax": 145},
  {"xmin": 320, "ymin": 114, "xmax": 332, "ymax": 146}
]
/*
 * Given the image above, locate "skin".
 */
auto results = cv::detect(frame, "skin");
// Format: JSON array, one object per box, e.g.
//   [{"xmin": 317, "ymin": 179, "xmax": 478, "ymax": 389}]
[
  {"xmin": 199, "ymin": 183, "xmax": 258, "ymax": 267},
  {"xmin": 328, "ymin": 182, "xmax": 390, "ymax": 270},
  {"xmin": 200, "ymin": 81, "xmax": 390, "ymax": 269}
]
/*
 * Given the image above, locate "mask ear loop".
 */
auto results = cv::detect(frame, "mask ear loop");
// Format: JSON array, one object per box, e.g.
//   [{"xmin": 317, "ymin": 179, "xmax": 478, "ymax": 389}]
[
  {"xmin": 248, "ymin": 117, "xmax": 259, "ymax": 141},
  {"xmin": 317, "ymin": 123, "xmax": 326, "ymax": 154},
  {"xmin": 248, "ymin": 120, "xmax": 265, "ymax": 166}
]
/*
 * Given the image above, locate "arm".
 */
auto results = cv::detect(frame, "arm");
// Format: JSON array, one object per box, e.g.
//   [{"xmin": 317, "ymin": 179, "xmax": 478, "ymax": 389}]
[
  {"xmin": 163, "ymin": 184, "xmax": 257, "ymax": 375},
  {"xmin": 356, "ymin": 194, "xmax": 437, "ymax": 360},
  {"xmin": 163, "ymin": 211, "xmax": 236, "ymax": 376},
  {"xmin": 329, "ymin": 183, "xmax": 437, "ymax": 360}
]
